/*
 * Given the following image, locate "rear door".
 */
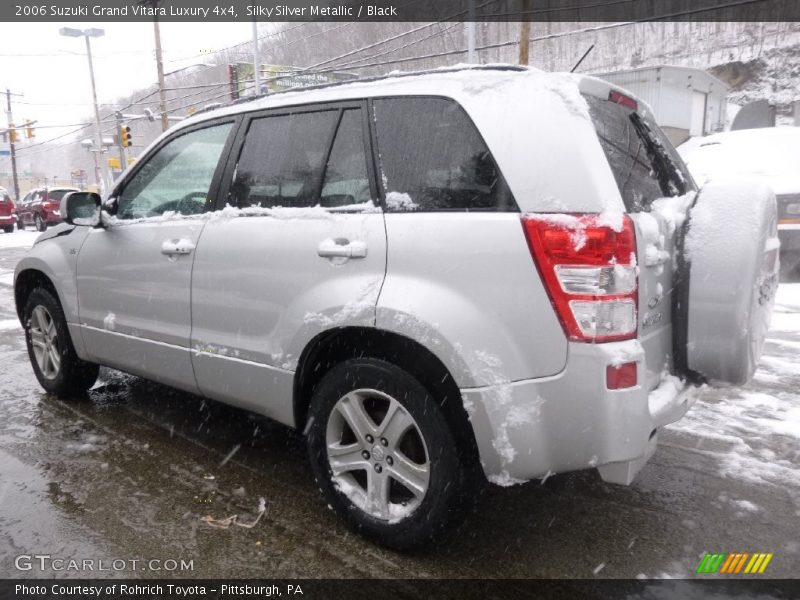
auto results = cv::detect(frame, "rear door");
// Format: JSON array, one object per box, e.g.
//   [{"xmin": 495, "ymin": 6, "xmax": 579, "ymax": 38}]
[
  {"xmin": 17, "ymin": 192, "xmax": 33, "ymax": 225},
  {"xmin": 583, "ymin": 93, "xmax": 697, "ymax": 391},
  {"xmin": 190, "ymin": 101, "xmax": 386, "ymax": 425}
]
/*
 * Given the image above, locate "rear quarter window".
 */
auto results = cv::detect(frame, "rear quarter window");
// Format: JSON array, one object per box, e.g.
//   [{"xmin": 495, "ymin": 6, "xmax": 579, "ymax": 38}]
[
  {"xmin": 372, "ymin": 97, "xmax": 516, "ymax": 212},
  {"xmin": 584, "ymin": 95, "xmax": 694, "ymax": 212}
]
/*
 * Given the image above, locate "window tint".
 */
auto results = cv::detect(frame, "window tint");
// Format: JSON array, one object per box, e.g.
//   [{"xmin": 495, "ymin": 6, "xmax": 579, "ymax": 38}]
[
  {"xmin": 231, "ymin": 110, "xmax": 337, "ymax": 209},
  {"xmin": 117, "ymin": 123, "xmax": 232, "ymax": 220},
  {"xmin": 321, "ymin": 109, "xmax": 371, "ymax": 208},
  {"xmin": 372, "ymin": 97, "xmax": 514, "ymax": 212},
  {"xmin": 584, "ymin": 95, "xmax": 693, "ymax": 212}
]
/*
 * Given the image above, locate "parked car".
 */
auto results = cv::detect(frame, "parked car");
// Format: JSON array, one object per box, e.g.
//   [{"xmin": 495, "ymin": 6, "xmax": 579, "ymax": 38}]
[
  {"xmin": 16, "ymin": 187, "xmax": 79, "ymax": 231},
  {"xmin": 0, "ymin": 187, "xmax": 15, "ymax": 233},
  {"xmin": 679, "ymin": 127, "xmax": 800, "ymax": 272},
  {"xmin": 13, "ymin": 67, "xmax": 778, "ymax": 549}
]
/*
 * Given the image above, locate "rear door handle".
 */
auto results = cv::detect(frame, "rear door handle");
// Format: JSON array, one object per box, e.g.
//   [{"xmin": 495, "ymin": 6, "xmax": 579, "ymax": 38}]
[
  {"xmin": 317, "ymin": 239, "xmax": 367, "ymax": 259},
  {"xmin": 161, "ymin": 238, "xmax": 195, "ymax": 256}
]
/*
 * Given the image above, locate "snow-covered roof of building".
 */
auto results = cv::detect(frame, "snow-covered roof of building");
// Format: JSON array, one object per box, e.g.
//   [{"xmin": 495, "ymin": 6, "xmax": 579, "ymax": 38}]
[{"xmin": 593, "ymin": 64, "xmax": 729, "ymax": 92}]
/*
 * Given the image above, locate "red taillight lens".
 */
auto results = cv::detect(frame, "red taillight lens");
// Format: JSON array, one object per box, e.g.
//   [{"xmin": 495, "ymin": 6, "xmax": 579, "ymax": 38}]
[
  {"xmin": 522, "ymin": 214, "xmax": 638, "ymax": 343},
  {"xmin": 609, "ymin": 90, "xmax": 638, "ymax": 111},
  {"xmin": 606, "ymin": 362, "xmax": 638, "ymax": 389}
]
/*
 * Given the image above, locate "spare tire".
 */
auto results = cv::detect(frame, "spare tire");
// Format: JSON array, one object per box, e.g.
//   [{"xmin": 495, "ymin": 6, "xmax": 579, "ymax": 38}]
[{"xmin": 674, "ymin": 178, "xmax": 779, "ymax": 385}]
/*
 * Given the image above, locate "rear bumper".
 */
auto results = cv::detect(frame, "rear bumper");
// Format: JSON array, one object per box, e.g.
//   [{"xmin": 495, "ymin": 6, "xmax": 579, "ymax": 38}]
[
  {"xmin": 0, "ymin": 215, "xmax": 14, "ymax": 225},
  {"xmin": 462, "ymin": 340, "xmax": 694, "ymax": 487}
]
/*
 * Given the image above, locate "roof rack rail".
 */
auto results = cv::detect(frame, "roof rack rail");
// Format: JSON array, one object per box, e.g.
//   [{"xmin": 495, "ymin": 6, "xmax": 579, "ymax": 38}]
[{"xmin": 195, "ymin": 64, "xmax": 529, "ymax": 115}]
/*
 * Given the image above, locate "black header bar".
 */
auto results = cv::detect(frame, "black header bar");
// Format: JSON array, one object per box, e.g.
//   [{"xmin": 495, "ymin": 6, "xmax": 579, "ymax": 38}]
[{"xmin": 4, "ymin": 0, "xmax": 799, "ymax": 23}]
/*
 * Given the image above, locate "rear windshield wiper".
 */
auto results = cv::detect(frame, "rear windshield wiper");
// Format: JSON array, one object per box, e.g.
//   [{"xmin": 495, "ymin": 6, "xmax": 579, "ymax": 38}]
[{"xmin": 629, "ymin": 112, "xmax": 687, "ymax": 198}]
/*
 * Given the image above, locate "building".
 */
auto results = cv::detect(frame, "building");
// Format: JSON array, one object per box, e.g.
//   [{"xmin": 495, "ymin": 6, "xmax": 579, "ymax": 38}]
[{"xmin": 593, "ymin": 65, "xmax": 730, "ymax": 146}]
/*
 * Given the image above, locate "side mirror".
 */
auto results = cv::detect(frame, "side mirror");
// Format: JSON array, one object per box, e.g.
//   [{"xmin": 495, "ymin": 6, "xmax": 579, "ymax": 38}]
[{"xmin": 61, "ymin": 192, "xmax": 101, "ymax": 226}]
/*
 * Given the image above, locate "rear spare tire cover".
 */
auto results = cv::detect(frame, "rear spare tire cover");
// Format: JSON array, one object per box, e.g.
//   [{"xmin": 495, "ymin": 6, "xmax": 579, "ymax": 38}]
[{"xmin": 679, "ymin": 178, "xmax": 779, "ymax": 385}]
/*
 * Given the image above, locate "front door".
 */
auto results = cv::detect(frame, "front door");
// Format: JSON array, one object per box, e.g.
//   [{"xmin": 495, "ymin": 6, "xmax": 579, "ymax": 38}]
[{"xmin": 76, "ymin": 121, "xmax": 235, "ymax": 392}]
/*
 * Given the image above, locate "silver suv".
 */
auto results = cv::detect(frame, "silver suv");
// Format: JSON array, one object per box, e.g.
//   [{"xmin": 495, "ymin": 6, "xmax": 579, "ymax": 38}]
[{"xmin": 14, "ymin": 66, "xmax": 778, "ymax": 549}]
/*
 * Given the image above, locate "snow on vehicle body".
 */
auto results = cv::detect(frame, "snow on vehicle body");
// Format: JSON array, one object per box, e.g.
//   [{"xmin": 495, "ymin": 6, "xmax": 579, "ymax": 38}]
[{"xmin": 13, "ymin": 66, "xmax": 777, "ymax": 548}]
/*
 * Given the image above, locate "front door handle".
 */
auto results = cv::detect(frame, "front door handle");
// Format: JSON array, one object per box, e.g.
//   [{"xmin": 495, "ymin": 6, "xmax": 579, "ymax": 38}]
[
  {"xmin": 317, "ymin": 238, "xmax": 368, "ymax": 259},
  {"xmin": 161, "ymin": 238, "xmax": 195, "ymax": 256}
]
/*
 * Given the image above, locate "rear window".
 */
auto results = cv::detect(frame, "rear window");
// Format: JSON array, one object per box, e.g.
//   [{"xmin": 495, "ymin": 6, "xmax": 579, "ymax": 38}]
[
  {"xmin": 584, "ymin": 95, "xmax": 694, "ymax": 212},
  {"xmin": 47, "ymin": 190, "xmax": 73, "ymax": 203}
]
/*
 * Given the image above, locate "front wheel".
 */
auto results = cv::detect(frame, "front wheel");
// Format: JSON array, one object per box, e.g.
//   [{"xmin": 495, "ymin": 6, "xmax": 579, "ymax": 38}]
[
  {"xmin": 34, "ymin": 214, "xmax": 46, "ymax": 232},
  {"xmin": 24, "ymin": 288, "xmax": 99, "ymax": 397},
  {"xmin": 307, "ymin": 358, "xmax": 470, "ymax": 550}
]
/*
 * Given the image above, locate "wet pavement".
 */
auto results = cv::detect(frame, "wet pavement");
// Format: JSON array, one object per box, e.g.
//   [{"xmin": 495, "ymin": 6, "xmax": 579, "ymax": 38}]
[{"xmin": 1, "ymin": 230, "xmax": 798, "ymax": 579}]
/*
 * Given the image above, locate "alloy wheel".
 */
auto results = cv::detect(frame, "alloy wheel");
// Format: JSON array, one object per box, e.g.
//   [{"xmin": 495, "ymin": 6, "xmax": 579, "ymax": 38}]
[
  {"xmin": 29, "ymin": 305, "xmax": 60, "ymax": 379},
  {"xmin": 326, "ymin": 389, "xmax": 430, "ymax": 521}
]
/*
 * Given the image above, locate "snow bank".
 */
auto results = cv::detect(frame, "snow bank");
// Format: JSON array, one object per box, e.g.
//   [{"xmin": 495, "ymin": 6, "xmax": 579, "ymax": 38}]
[{"xmin": 0, "ymin": 230, "xmax": 40, "ymax": 250}]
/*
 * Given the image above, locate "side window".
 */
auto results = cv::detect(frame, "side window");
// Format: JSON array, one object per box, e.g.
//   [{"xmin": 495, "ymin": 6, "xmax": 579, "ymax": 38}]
[
  {"xmin": 116, "ymin": 123, "xmax": 232, "ymax": 220},
  {"xmin": 231, "ymin": 110, "xmax": 337, "ymax": 209},
  {"xmin": 372, "ymin": 97, "xmax": 514, "ymax": 212},
  {"xmin": 320, "ymin": 109, "xmax": 371, "ymax": 208}
]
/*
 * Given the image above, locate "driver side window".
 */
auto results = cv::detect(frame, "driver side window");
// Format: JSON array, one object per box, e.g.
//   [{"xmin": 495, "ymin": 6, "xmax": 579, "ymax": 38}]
[{"xmin": 116, "ymin": 123, "xmax": 233, "ymax": 220}]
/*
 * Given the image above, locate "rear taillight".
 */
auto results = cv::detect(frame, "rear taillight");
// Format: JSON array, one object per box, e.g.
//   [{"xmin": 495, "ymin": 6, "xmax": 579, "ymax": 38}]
[{"xmin": 522, "ymin": 214, "xmax": 638, "ymax": 343}]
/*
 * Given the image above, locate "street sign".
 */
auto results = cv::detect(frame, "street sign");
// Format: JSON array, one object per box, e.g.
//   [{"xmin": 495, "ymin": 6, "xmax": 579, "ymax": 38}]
[{"xmin": 0, "ymin": 150, "xmax": 10, "ymax": 156}]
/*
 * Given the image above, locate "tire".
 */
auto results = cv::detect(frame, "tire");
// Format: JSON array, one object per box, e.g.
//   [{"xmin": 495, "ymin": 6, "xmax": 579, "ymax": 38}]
[
  {"xmin": 23, "ymin": 288, "xmax": 99, "ymax": 398},
  {"xmin": 35, "ymin": 214, "xmax": 47, "ymax": 232},
  {"xmin": 307, "ymin": 358, "xmax": 470, "ymax": 550},
  {"xmin": 2, "ymin": 225, "xmax": 12, "ymax": 234}
]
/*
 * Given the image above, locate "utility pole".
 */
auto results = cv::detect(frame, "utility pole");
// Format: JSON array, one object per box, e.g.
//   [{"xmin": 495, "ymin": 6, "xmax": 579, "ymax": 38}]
[
  {"xmin": 60, "ymin": 27, "xmax": 109, "ymax": 192},
  {"xmin": 153, "ymin": 15, "xmax": 169, "ymax": 132},
  {"xmin": 83, "ymin": 34, "xmax": 106, "ymax": 191},
  {"xmin": 252, "ymin": 14, "xmax": 262, "ymax": 94},
  {"xmin": 519, "ymin": 0, "xmax": 530, "ymax": 65},
  {"xmin": 138, "ymin": 0, "xmax": 168, "ymax": 131},
  {"xmin": 466, "ymin": 0, "xmax": 476, "ymax": 64},
  {"xmin": 4, "ymin": 89, "xmax": 20, "ymax": 200}
]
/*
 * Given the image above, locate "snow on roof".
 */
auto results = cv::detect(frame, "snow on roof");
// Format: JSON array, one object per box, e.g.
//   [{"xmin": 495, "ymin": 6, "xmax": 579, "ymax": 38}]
[
  {"xmin": 178, "ymin": 65, "xmax": 577, "ymax": 127},
  {"xmin": 593, "ymin": 64, "xmax": 730, "ymax": 90},
  {"xmin": 678, "ymin": 127, "xmax": 800, "ymax": 193}
]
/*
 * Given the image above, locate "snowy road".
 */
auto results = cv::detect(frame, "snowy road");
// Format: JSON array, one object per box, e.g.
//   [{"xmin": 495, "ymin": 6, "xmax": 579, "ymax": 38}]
[{"xmin": 0, "ymin": 229, "xmax": 798, "ymax": 579}]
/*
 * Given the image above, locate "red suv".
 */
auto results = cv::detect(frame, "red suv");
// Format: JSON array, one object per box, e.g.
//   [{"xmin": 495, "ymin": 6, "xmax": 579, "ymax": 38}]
[
  {"xmin": 17, "ymin": 187, "xmax": 78, "ymax": 231},
  {"xmin": 0, "ymin": 187, "xmax": 16, "ymax": 233}
]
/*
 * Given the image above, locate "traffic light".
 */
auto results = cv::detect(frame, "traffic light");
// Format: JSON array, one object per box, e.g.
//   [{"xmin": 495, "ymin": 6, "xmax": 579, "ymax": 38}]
[
  {"xmin": 9, "ymin": 128, "xmax": 17, "ymax": 144},
  {"xmin": 25, "ymin": 121, "xmax": 34, "ymax": 138},
  {"xmin": 120, "ymin": 124, "xmax": 132, "ymax": 147}
]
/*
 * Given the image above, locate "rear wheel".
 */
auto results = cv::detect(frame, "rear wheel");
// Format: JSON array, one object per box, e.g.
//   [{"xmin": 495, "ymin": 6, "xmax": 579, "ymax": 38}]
[
  {"xmin": 24, "ymin": 288, "xmax": 99, "ymax": 397},
  {"xmin": 34, "ymin": 213, "xmax": 46, "ymax": 232},
  {"xmin": 2, "ymin": 225, "xmax": 12, "ymax": 233},
  {"xmin": 306, "ymin": 358, "xmax": 470, "ymax": 550}
]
